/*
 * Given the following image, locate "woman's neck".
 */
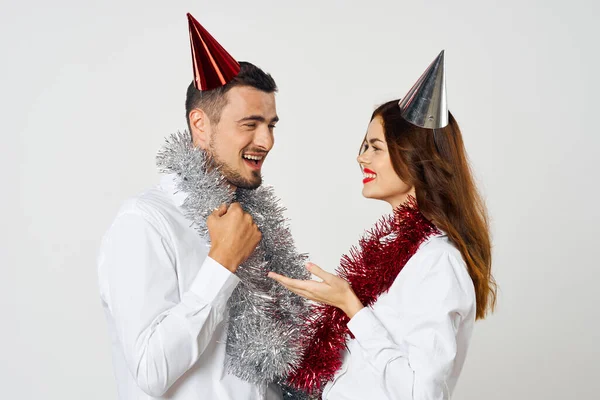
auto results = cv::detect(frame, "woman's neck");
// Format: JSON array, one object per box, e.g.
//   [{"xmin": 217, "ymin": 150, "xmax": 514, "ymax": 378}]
[{"xmin": 387, "ymin": 188, "xmax": 416, "ymax": 210}]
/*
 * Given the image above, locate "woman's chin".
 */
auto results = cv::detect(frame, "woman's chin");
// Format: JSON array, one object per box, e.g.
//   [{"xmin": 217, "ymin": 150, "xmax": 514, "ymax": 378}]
[{"xmin": 362, "ymin": 188, "xmax": 378, "ymax": 200}]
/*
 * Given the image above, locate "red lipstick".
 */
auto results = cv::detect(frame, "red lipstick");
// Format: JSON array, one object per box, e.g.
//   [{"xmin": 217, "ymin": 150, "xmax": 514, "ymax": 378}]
[{"xmin": 363, "ymin": 168, "xmax": 376, "ymax": 184}]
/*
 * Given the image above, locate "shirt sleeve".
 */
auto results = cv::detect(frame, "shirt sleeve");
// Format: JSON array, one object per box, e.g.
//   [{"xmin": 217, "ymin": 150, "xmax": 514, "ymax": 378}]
[
  {"xmin": 98, "ymin": 210, "xmax": 240, "ymax": 397},
  {"xmin": 346, "ymin": 249, "xmax": 475, "ymax": 400}
]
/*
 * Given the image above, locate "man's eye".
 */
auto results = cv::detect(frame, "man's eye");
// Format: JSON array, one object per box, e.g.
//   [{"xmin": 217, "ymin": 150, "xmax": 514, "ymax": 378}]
[
  {"xmin": 268, "ymin": 125, "xmax": 276, "ymax": 129},
  {"xmin": 244, "ymin": 123, "xmax": 256, "ymax": 128}
]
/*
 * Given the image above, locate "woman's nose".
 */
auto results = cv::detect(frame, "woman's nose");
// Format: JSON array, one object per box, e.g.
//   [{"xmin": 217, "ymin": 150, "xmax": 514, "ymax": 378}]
[{"xmin": 357, "ymin": 153, "xmax": 370, "ymax": 165}]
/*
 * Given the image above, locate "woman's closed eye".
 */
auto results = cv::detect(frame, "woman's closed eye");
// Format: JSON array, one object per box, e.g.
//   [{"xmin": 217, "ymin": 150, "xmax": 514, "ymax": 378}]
[{"xmin": 360, "ymin": 142, "xmax": 369, "ymax": 155}]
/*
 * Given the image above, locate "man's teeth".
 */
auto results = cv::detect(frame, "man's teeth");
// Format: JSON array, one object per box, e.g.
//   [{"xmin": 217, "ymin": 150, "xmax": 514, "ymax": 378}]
[
  {"xmin": 243, "ymin": 155, "xmax": 264, "ymax": 161},
  {"xmin": 364, "ymin": 173, "xmax": 376, "ymax": 179}
]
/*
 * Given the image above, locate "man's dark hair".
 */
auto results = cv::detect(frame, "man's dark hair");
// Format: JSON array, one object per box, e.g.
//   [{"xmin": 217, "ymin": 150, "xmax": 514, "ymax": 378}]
[{"xmin": 185, "ymin": 61, "xmax": 278, "ymax": 131}]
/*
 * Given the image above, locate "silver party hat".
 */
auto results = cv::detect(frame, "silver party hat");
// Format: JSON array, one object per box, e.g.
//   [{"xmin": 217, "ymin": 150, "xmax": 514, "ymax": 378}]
[{"xmin": 398, "ymin": 50, "xmax": 448, "ymax": 129}]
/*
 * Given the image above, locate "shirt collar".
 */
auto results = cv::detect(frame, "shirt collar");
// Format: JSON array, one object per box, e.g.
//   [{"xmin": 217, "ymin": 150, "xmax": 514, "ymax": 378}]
[{"xmin": 160, "ymin": 173, "xmax": 188, "ymax": 208}]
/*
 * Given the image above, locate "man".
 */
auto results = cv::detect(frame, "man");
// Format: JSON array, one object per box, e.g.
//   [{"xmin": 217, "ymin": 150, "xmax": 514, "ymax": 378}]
[{"xmin": 98, "ymin": 14, "xmax": 308, "ymax": 400}]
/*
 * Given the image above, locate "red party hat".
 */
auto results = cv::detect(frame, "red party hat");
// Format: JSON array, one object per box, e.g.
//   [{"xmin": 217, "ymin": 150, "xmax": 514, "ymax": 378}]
[{"xmin": 187, "ymin": 13, "xmax": 241, "ymax": 91}]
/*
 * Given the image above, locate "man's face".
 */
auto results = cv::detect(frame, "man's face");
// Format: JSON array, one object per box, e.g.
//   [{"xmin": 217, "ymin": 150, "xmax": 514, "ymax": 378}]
[{"xmin": 194, "ymin": 86, "xmax": 278, "ymax": 189}]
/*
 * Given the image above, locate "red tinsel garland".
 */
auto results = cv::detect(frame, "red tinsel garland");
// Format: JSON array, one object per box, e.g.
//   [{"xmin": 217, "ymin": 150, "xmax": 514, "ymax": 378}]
[{"xmin": 287, "ymin": 197, "xmax": 440, "ymax": 394}]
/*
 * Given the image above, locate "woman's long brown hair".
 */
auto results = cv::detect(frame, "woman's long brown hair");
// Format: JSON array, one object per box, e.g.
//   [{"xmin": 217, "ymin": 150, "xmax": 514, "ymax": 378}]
[{"xmin": 372, "ymin": 100, "xmax": 496, "ymax": 319}]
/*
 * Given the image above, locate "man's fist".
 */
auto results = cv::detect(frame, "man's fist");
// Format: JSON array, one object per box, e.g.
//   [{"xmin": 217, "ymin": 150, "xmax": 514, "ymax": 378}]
[{"xmin": 207, "ymin": 203, "xmax": 262, "ymax": 273}]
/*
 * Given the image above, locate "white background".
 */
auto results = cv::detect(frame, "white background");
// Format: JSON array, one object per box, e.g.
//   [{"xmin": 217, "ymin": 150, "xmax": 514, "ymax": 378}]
[{"xmin": 2, "ymin": 0, "xmax": 599, "ymax": 398}]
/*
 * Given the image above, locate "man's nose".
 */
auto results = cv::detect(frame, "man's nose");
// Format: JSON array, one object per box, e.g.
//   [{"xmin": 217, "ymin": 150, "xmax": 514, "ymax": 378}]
[{"xmin": 254, "ymin": 126, "xmax": 274, "ymax": 151}]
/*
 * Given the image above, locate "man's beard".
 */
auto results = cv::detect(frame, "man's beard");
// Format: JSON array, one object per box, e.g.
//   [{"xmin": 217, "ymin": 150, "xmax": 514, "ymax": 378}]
[{"xmin": 208, "ymin": 140, "xmax": 262, "ymax": 190}]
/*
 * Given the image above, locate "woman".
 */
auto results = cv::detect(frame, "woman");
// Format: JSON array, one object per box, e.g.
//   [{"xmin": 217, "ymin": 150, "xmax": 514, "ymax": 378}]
[{"xmin": 269, "ymin": 51, "xmax": 496, "ymax": 400}]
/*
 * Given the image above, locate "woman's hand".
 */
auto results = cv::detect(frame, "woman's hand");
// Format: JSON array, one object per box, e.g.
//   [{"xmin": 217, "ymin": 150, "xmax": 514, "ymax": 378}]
[{"xmin": 268, "ymin": 262, "xmax": 364, "ymax": 319}]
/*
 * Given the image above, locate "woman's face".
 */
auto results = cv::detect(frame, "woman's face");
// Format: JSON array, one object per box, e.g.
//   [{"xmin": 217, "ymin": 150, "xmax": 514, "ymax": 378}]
[{"xmin": 357, "ymin": 117, "xmax": 414, "ymax": 208}]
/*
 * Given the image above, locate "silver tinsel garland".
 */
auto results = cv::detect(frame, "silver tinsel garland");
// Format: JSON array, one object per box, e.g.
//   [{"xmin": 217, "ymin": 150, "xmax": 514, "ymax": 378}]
[{"xmin": 156, "ymin": 131, "xmax": 312, "ymax": 388}]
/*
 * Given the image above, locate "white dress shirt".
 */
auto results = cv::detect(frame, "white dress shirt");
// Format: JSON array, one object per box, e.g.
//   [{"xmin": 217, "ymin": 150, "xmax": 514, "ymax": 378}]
[
  {"xmin": 322, "ymin": 233, "xmax": 476, "ymax": 400},
  {"xmin": 97, "ymin": 174, "xmax": 281, "ymax": 400}
]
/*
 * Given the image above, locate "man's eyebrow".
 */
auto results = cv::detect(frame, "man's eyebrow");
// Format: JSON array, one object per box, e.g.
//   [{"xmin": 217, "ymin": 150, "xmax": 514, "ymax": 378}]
[
  {"xmin": 237, "ymin": 115, "xmax": 265, "ymax": 123},
  {"xmin": 236, "ymin": 115, "xmax": 279, "ymax": 124}
]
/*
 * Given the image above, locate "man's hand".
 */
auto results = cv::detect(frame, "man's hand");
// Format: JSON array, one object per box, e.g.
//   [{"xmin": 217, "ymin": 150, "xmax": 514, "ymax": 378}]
[{"xmin": 207, "ymin": 203, "xmax": 262, "ymax": 273}]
